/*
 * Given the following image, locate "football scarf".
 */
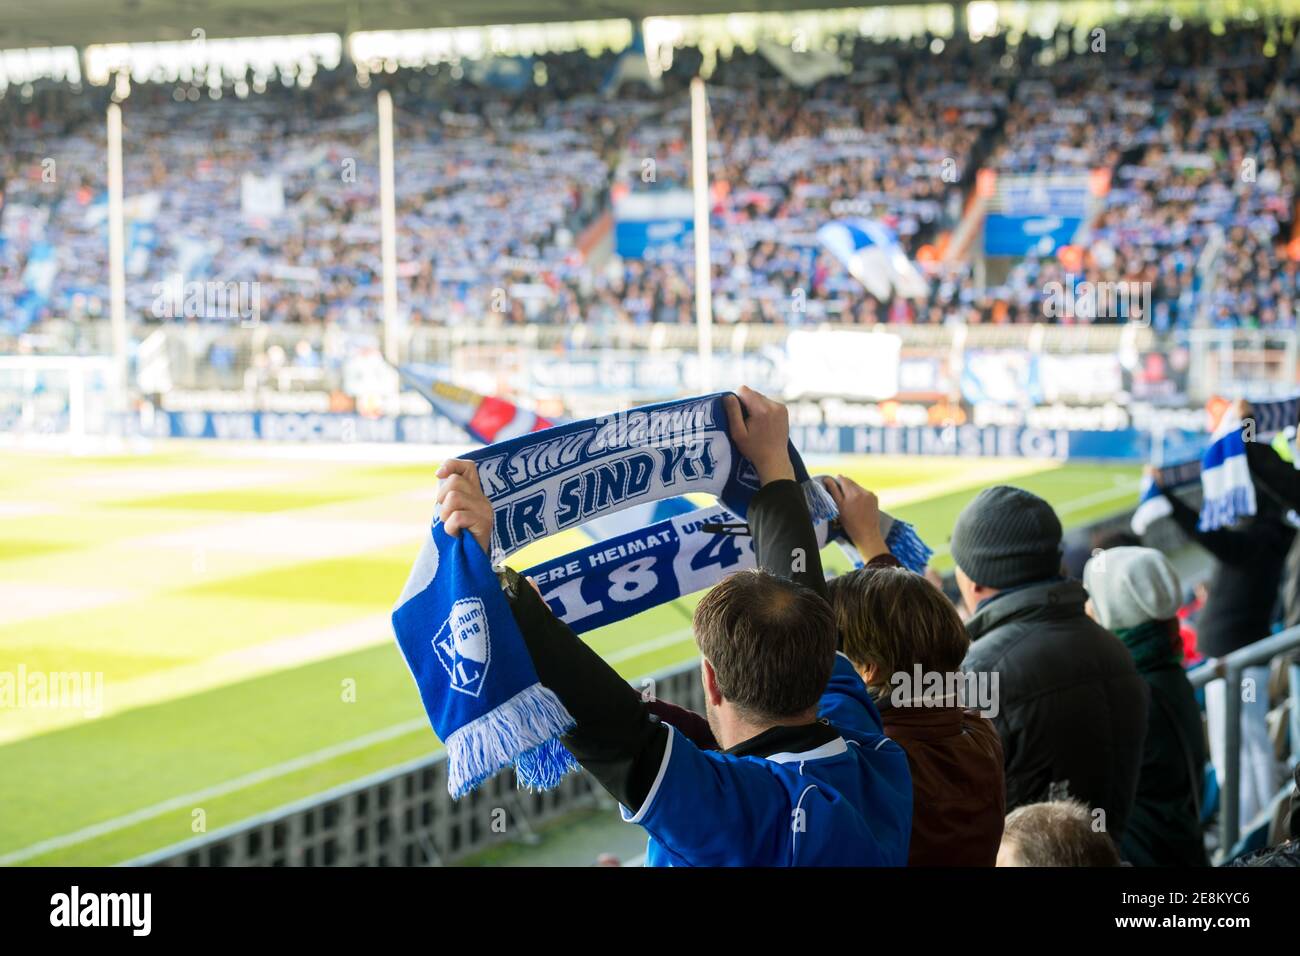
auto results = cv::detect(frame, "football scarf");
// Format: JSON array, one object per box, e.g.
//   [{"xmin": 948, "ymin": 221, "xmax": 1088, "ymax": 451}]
[
  {"xmin": 1131, "ymin": 458, "xmax": 1203, "ymax": 536},
  {"xmin": 521, "ymin": 499, "xmax": 932, "ymax": 636},
  {"xmin": 1131, "ymin": 396, "xmax": 1299, "ymax": 535},
  {"xmin": 1198, "ymin": 403, "xmax": 1256, "ymax": 532},
  {"xmin": 393, "ymin": 392, "xmax": 930, "ymax": 799},
  {"xmin": 392, "ymin": 523, "xmax": 579, "ymax": 798},
  {"xmin": 460, "ymin": 392, "xmax": 840, "ymax": 562}
]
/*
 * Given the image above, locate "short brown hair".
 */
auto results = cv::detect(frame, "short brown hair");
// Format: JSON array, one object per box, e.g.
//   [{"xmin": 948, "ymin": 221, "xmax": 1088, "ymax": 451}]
[
  {"xmin": 826, "ymin": 566, "xmax": 969, "ymax": 696},
  {"xmin": 693, "ymin": 569, "xmax": 836, "ymax": 722},
  {"xmin": 1001, "ymin": 800, "xmax": 1121, "ymax": 867}
]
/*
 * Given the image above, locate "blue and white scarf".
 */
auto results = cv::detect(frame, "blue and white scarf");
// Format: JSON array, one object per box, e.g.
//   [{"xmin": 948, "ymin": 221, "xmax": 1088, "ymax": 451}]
[
  {"xmin": 392, "ymin": 523, "xmax": 579, "ymax": 798},
  {"xmin": 462, "ymin": 393, "xmax": 839, "ymax": 560},
  {"xmin": 522, "ymin": 498, "xmax": 931, "ymax": 635},
  {"xmin": 392, "ymin": 392, "xmax": 930, "ymax": 798},
  {"xmin": 1198, "ymin": 404, "xmax": 1256, "ymax": 532},
  {"xmin": 1131, "ymin": 458, "xmax": 1203, "ymax": 536},
  {"xmin": 1132, "ymin": 396, "xmax": 1299, "ymax": 535}
]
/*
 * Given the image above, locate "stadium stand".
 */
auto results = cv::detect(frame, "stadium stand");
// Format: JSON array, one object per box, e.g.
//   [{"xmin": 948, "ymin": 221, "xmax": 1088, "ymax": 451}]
[
  {"xmin": 5, "ymin": 7, "xmax": 1300, "ymax": 876},
  {"xmin": 3, "ymin": 17, "xmax": 1297, "ymax": 341}
]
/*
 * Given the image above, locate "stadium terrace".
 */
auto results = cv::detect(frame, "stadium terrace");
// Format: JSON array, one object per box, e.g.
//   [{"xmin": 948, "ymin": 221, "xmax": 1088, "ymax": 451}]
[{"xmin": 1, "ymin": 4, "xmax": 1299, "ymax": 905}]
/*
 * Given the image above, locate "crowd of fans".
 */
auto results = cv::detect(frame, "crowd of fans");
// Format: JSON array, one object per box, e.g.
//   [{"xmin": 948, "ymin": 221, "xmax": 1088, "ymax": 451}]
[
  {"xmin": 438, "ymin": 386, "xmax": 1299, "ymax": 867},
  {"xmin": 1, "ymin": 16, "xmax": 1297, "ymax": 337},
  {"xmin": 992, "ymin": 22, "xmax": 1300, "ymax": 331},
  {"xmin": 602, "ymin": 35, "xmax": 1007, "ymax": 325}
]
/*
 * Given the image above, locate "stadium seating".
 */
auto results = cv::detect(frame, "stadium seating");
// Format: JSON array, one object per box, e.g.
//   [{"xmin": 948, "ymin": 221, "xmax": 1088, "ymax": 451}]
[{"xmin": 1, "ymin": 18, "xmax": 1297, "ymax": 338}]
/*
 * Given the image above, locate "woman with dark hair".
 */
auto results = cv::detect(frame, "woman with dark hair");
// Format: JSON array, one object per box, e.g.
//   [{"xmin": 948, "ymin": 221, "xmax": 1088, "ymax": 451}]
[{"xmin": 825, "ymin": 474, "xmax": 1005, "ymax": 866}]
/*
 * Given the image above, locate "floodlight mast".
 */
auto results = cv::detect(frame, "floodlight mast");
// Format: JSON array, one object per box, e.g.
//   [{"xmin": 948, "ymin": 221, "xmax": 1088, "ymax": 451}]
[
  {"xmin": 690, "ymin": 76, "xmax": 714, "ymax": 393},
  {"xmin": 378, "ymin": 89, "xmax": 400, "ymax": 365},
  {"xmin": 107, "ymin": 101, "xmax": 128, "ymax": 419}
]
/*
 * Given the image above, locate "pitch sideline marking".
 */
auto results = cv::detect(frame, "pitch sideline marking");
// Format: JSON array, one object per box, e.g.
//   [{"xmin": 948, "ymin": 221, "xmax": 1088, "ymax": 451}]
[
  {"xmin": 0, "ymin": 718, "xmax": 430, "ymax": 866},
  {"xmin": 0, "ymin": 628, "xmax": 698, "ymax": 865}
]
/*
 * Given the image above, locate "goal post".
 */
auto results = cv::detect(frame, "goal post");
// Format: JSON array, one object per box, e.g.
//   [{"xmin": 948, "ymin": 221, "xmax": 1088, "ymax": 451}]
[{"xmin": 0, "ymin": 354, "xmax": 122, "ymax": 450}]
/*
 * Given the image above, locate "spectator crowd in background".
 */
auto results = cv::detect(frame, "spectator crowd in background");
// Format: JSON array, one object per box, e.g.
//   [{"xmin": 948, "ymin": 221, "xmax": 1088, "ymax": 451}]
[{"xmin": 1, "ymin": 15, "xmax": 1298, "ymax": 343}]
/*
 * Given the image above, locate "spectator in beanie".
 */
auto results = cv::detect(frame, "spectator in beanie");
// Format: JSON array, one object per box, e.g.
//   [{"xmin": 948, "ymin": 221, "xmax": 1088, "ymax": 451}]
[
  {"xmin": 1083, "ymin": 547, "xmax": 1208, "ymax": 867},
  {"xmin": 997, "ymin": 800, "xmax": 1123, "ymax": 867},
  {"xmin": 953, "ymin": 486, "xmax": 1148, "ymax": 841}
]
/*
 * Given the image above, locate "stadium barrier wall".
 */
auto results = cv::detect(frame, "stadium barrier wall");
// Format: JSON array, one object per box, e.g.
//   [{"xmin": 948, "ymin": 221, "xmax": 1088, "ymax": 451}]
[
  {"xmin": 11, "ymin": 324, "xmax": 1294, "ymax": 442},
  {"xmin": 30, "ymin": 318, "xmax": 1160, "ymax": 363},
  {"xmin": 124, "ymin": 659, "xmax": 705, "ymax": 868},
  {"xmin": 12, "ymin": 324, "xmax": 1297, "ymax": 424},
  {"xmin": 141, "ymin": 408, "xmax": 1202, "ymax": 464}
]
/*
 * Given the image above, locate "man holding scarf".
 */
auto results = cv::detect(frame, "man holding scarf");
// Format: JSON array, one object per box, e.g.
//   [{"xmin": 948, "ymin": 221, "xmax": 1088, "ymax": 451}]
[
  {"xmin": 434, "ymin": 386, "xmax": 913, "ymax": 866},
  {"xmin": 1146, "ymin": 397, "xmax": 1295, "ymax": 825}
]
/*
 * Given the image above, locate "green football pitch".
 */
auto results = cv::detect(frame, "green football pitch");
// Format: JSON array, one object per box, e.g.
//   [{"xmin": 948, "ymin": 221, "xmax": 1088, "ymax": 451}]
[{"xmin": 0, "ymin": 444, "xmax": 1139, "ymax": 865}]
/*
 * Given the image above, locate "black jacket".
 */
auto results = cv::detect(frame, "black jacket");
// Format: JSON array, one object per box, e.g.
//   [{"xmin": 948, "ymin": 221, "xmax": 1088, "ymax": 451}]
[
  {"xmin": 961, "ymin": 578, "xmax": 1149, "ymax": 840},
  {"xmin": 1119, "ymin": 631, "xmax": 1209, "ymax": 867},
  {"xmin": 1247, "ymin": 440, "xmax": 1300, "ymax": 513},
  {"xmin": 1246, "ymin": 441, "xmax": 1300, "ymax": 630},
  {"xmin": 1160, "ymin": 484, "xmax": 1293, "ymax": 657}
]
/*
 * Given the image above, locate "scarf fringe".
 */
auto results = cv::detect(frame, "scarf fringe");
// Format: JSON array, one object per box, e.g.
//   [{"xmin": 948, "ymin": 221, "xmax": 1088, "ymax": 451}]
[
  {"xmin": 443, "ymin": 682, "xmax": 576, "ymax": 799},
  {"xmin": 1198, "ymin": 483, "xmax": 1257, "ymax": 533},
  {"xmin": 514, "ymin": 737, "xmax": 580, "ymax": 791},
  {"xmin": 802, "ymin": 477, "xmax": 839, "ymax": 525},
  {"xmin": 884, "ymin": 519, "xmax": 933, "ymax": 574}
]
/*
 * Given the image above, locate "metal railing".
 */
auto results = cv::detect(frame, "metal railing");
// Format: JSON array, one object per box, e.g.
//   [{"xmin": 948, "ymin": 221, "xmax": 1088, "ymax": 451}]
[
  {"xmin": 29, "ymin": 319, "xmax": 1300, "ymax": 407},
  {"xmin": 1185, "ymin": 327, "xmax": 1300, "ymax": 404},
  {"xmin": 125, "ymin": 659, "xmax": 704, "ymax": 867},
  {"xmin": 1189, "ymin": 625, "xmax": 1300, "ymax": 854}
]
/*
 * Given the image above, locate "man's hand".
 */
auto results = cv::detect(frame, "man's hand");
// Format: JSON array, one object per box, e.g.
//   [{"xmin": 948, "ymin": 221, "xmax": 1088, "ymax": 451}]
[
  {"xmin": 822, "ymin": 474, "xmax": 888, "ymax": 560},
  {"xmin": 724, "ymin": 386, "xmax": 795, "ymax": 485},
  {"xmin": 436, "ymin": 459, "xmax": 494, "ymax": 554},
  {"xmin": 1143, "ymin": 463, "xmax": 1159, "ymax": 487}
]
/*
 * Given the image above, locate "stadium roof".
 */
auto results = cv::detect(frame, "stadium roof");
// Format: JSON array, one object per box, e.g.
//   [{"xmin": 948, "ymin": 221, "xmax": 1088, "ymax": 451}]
[{"xmin": 3, "ymin": 0, "xmax": 894, "ymax": 49}]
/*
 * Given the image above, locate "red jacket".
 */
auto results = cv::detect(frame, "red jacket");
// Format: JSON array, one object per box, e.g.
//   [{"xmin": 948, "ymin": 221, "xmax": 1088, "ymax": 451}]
[{"xmin": 879, "ymin": 702, "xmax": 1005, "ymax": 866}]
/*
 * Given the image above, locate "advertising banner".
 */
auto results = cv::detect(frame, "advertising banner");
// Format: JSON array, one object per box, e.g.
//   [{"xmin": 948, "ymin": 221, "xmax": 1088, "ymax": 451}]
[{"xmin": 145, "ymin": 408, "xmax": 1202, "ymax": 464}]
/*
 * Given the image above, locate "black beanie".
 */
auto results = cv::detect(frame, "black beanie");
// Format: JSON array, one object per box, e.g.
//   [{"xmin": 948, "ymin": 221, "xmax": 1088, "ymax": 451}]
[{"xmin": 950, "ymin": 485, "xmax": 1064, "ymax": 589}]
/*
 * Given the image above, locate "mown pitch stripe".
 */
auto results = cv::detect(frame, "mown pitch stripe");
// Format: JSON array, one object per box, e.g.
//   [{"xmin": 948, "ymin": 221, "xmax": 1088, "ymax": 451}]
[
  {"xmin": 0, "ymin": 718, "xmax": 429, "ymax": 866},
  {"xmin": 0, "ymin": 628, "xmax": 699, "ymax": 865},
  {"xmin": 926, "ymin": 479, "xmax": 1139, "ymax": 560}
]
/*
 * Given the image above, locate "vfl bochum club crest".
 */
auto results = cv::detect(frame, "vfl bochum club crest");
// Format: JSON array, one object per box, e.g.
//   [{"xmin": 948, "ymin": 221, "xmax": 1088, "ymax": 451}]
[{"xmin": 433, "ymin": 598, "xmax": 491, "ymax": 697}]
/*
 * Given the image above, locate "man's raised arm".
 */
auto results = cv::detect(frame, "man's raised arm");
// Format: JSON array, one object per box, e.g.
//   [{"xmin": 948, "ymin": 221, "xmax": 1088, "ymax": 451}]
[
  {"xmin": 722, "ymin": 392, "xmax": 886, "ymax": 732},
  {"xmin": 726, "ymin": 387, "xmax": 828, "ymax": 599}
]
